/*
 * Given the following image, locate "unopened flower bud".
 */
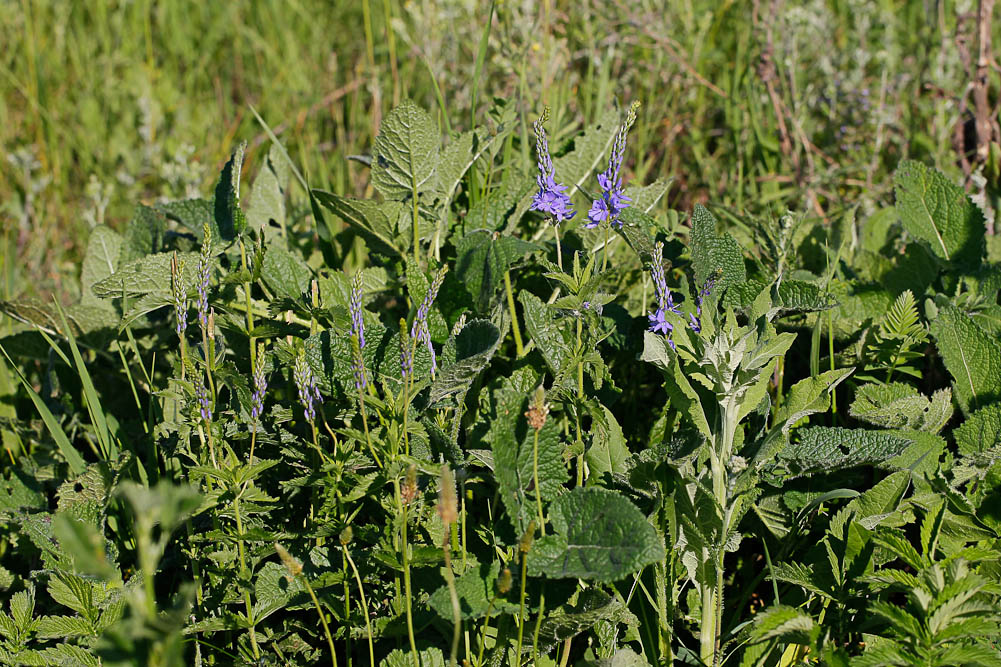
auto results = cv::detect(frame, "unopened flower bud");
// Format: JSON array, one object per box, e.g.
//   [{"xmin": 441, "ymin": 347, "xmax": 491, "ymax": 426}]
[
  {"xmin": 497, "ymin": 568, "xmax": 513, "ymax": 594},
  {"xmin": 339, "ymin": 526, "xmax": 353, "ymax": 546},
  {"xmin": 437, "ymin": 466, "xmax": 458, "ymax": 528},
  {"xmin": 519, "ymin": 521, "xmax": 537, "ymax": 554}
]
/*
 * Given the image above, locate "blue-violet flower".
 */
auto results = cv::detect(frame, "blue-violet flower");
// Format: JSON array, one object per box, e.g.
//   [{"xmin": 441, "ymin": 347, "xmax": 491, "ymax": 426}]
[{"xmin": 530, "ymin": 108, "xmax": 576, "ymax": 223}]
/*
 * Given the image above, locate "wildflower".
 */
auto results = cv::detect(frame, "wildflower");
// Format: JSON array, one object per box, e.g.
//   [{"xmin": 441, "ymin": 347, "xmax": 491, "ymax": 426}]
[
  {"xmin": 250, "ymin": 346, "xmax": 268, "ymax": 420},
  {"xmin": 648, "ymin": 308, "xmax": 673, "ymax": 336},
  {"xmin": 350, "ymin": 334, "xmax": 366, "ymax": 391},
  {"xmin": 401, "ymin": 464, "xmax": 419, "ymax": 505},
  {"xmin": 647, "ymin": 241, "xmax": 680, "ymax": 349},
  {"xmin": 196, "ymin": 224, "xmax": 213, "ymax": 331},
  {"xmin": 530, "ymin": 108, "xmax": 576, "ymax": 223},
  {"xmin": 411, "ymin": 266, "xmax": 448, "ymax": 375},
  {"xmin": 688, "ymin": 274, "xmax": 717, "ymax": 334},
  {"xmin": 399, "ymin": 318, "xmax": 413, "ymax": 380},
  {"xmin": 293, "ymin": 351, "xmax": 321, "ymax": 422},
  {"xmin": 195, "ymin": 373, "xmax": 212, "ymax": 423},
  {"xmin": 525, "ymin": 386, "xmax": 549, "ymax": 431},
  {"xmin": 586, "ymin": 102, "xmax": 639, "ymax": 229},
  {"xmin": 171, "ymin": 253, "xmax": 188, "ymax": 337},
  {"xmin": 349, "ymin": 272, "xmax": 365, "ymax": 350}
]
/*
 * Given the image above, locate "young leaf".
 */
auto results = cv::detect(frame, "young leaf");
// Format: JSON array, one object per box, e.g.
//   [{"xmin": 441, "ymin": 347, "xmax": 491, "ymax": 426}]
[
  {"xmin": 893, "ymin": 160, "xmax": 985, "ymax": 269},
  {"xmin": 929, "ymin": 303, "xmax": 1001, "ymax": 414},
  {"xmin": 690, "ymin": 204, "xmax": 746, "ymax": 299},
  {"xmin": 371, "ymin": 100, "xmax": 439, "ymax": 200},
  {"xmin": 213, "ymin": 141, "xmax": 248, "ymax": 239},
  {"xmin": 528, "ymin": 487, "xmax": 664, "ymax": 582}
]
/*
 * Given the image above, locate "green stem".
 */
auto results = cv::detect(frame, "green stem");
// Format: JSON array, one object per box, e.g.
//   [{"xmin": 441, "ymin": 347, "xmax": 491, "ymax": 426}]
[
  {"xmin": 503, "ymin": 269, "xmax": 524, "ymax": 357},
  {"xmin": 443, "ymin": 543, "xmax": 461, "ymax": 667},
  {"xmin": 532, "ymin": 428, "xmax": 545, "ymax": 536},
  {"xmin": 302, "ymin": 575, "xmax": 338, "ymax": 667},
  {"xmin": 343, "ymin": 545, "xmax": 375, "ymax": 667},
  {"xmin": 515, "ymin": 549, "xmax": 529, "ymax": 664},
  {"xmin": 554, "ymin": 222, "xmax": 563, "ymax": 272},
  {"xmin": 232, "ymin": 494, "xmax": 260, "ymax": 660},
  {"xmin": 575, "ymin": 316, "xmax": 585, "ymax": 487},
  {"xmin": 357, "ymin": 385, "xmax": 382, "ymax": 467},
  {"xmin": 531, "ymin": 585, "xmax": 545, "ymax": 665},
  {"xmin": 395, "ymin": 481, "xmax": 419, "ymax": 666},
  {"xmin": 475, "ymin": 596, "xmax": 497, "ymax": 667},
  {"xmin": 602, "ymin": 224, "xmax": 609, "ymax": 272},
  {"xmin": 239, "ymin": 239, "xmax": 256, "ymax": 370}
]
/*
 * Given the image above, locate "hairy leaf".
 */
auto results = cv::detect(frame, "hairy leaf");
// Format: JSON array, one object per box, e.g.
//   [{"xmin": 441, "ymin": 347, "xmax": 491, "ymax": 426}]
[
  {"xmin": 929, "ymin": 303, "xmax": 1001, "ymax": 414},
  {"xmin": 371, "ymin": 100, "xmax": 439, "ymax": 200}
]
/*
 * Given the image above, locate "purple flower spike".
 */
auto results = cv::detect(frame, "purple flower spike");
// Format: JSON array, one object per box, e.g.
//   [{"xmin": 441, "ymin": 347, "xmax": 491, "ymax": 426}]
[
  {"xmin": 530, "ymin": 109, "xmax": 576, "ymax": 223},
  {"xmin": 196, "ymin": 224, "xmax": 213, "ymax": 331},
  {"xmin": 293, "ymin": 352, "xmax": 320, "ymax": 422},
  {"xmin": 648, "ymin": 308, "xmax": 673, "ymax": 336},
  {"xmin": 411, "ymin": 266, "xmax": 448, "ymax": 377},
  {"xmin": 195, "ymin": 375, "xmax": 212, "ymax": 423},
  {"xmin": 586, "ymin": 102, "xmax": 639, "ymax": 229},
  {"xmin": 250, "ymin": 348, "xmax": 268, "ymax": 420},
  {"xmin": 349, "ymin": 272, "xmax": 365, "ymax": 350},
  {"xmin": 171, "ymin": 253, "xmax": 188, "ymax": 337}
]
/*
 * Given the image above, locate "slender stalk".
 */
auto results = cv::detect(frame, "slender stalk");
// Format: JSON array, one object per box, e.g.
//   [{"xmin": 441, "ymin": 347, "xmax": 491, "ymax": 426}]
[
  {"xmin": 575, "ymin": 316, "xmax": 585, "ymax": 487},
  {"xmin": 302, "ymin": 576, "xmax": 338, "ymax": 667},
  {"xmin": 232, "ymin": 494, "xmax": 260, "ymax": 660},
  {"xmin": 531, "ymin": 586, "xmax": 545, "ymax": 664},
  {"xmin": 394, "ymin": 480, "xmax": 419, "ymax": 665},
  {"xmin": 503, "ymin": 269, "xmax": 524, "ymax": 357},
  {"xmin": 532, "ymin": 428, "xmax": 545, "ymax": 536},
  {"xmin": 475, "ymin": 595, "xmax": 497, "ymax": 666},
  {"xmin": 442, "ymin": 544, "xmax": 461, "ymax": 667},
  {"xmin": 515, "ymin": 549, "xmax": 529, "ymax": 664},
  {"xmin": 602, "ymin": 225, "xmax": 610, "ymax": 272},
  {"xmin": 343, "ymin": 545, "xmax": 375, "ymax": 667},
  {"xmin": 239, "ymin": 239, "xmax": 256, "ymax": 369},
  {"xmin": 554, "ymin": 222, "xmax": 563, "ymax": 272},
  {"xmin": 356, "ymin": 385, "xmax": 382, "ymax": 467}
]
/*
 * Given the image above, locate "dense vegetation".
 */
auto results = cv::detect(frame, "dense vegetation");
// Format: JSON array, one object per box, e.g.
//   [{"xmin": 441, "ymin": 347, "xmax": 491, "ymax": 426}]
[{"xmin": 2, "ymin": 2, "xmax": 1001, "ymax": 666}]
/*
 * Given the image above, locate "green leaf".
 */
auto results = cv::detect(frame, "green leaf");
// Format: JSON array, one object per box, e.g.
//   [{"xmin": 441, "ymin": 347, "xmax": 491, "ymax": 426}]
[
  {"xmin": 79, "ymin": 226, "xmax": 121, "ymax": 306},
  {"xmin": 455, "ymin": 230, "xmax": 537, "ymax": 311},
  {"xmin": 312, "ymin": 190, "xmax": 408, "ymax": 257},
  {"xmin": 954, "ymin": 403, "xmax": 1001, "ymax": 456},
  {"xmin": 371, "ymin": 100, "xmax": 439, "ymax": 200},
  {"xmin": 246, "ymin": 143, "xmax": 289, "ymax": 232},
  {"xmin": 616, "ymin": 207, "xmax": 658, "ymax": 262},
  {"xmin": 528, "ymin": 487, "xmax": 665, "ymax": 582},
  {"xmin": 519, "ymin": 291, "xmax": 571, "ymax": 380},
  {"xmin": 779, "ymin": 427, "xmax": 914, "ymax": 474},
  {"xmin": 929, "ymin": 303, "xmax": 1001, "ymax": 413},
  {"xmin": 586, "ymin": 402, "xmax": 629, "ymax": 477},
  {"xmin": 486, "ymin": 370, "xmax": 568, "ymax": 534},
  {"xmin": 772, "ymin": 368, "xmax": 854, "ymax": 436},
  {"xmin": 539, "ymin": 589, "xmax": 638, "ymax": 647},
  {"xmin": 261, "ymin": 244, "xmax": 312, "ymax": 301},
  {"xmin": 0, "ymin": 343, "xmax": 86, "ymax": 475},
  {"xmin": 580, "ymin": 648, "xmax": 650, "ymax": 667},
  {"xmin": 428, "ymin": 319, "xmax": 502, "ymax": 405},
  {"xmin": 623, "ymin": 178, "xmax": 671, "ymax": 214},
  {"xmin": 850, "ymin": 383, "xmax": 953, "ymax": 433},
  {"xmin": 118, "ymin": 205, "xmax": 166, "ymax": 265},
  {"xmin": 428, "ymin": 561, "xmax": 518, "ymax": 621},
  {"xmin": 380, "ymin": 647, "xmax": 445, "ymax": 667},
  {"xmin": 36, "ymin": 615, "xmax": 94, "ymax": 639},
  {"xmin": 432, "ymin": 126, "xmax": 505, "ymax": 203},
  {"xmin": 749, "ymin": 605, "xmax": 817, "ymax": 644},
  {"xmin": 641, "ymin": 332, "xmax": 712, "ymax": 439},
  {"xmin": 894, "ymin": 160, "xmax": 985, "ymax": 269},
  {"xmin": 690, "ymin": 204, "xmax": 746, "ymax": 299},
  {"xmin": 213, "ymin": 140, "xmax": 248, "ymax": 239},
  {"xmin": 92, "ymin": 251, "xmax": 201, "ymax": 298},
  {"xmin": 156, "ymin": 198, "xmax": 215, "ymax": 239}
]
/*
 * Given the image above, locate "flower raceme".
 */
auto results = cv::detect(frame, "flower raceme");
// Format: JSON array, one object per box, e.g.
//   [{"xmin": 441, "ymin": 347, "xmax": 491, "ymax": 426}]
[
  {"xmin": 586, "ymin": 101, "xmax": 640, "ymax": 230},
  {"xmin": 530, "ymin": 108, "xmax": 575, "ymax": 223},
  {"xmin": 411, "ymin": 265, "xmax": 448, "ymax": 376}
]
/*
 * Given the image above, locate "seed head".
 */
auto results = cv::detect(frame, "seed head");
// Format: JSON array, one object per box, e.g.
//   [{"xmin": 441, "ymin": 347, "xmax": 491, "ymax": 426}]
[
  {"xmin": 437, "ymin": 465, "xmax": 458, "ymax": 529},
  {"xmin": 274, "ymin": 542, "xmax": 302, "ymax": 577},
  {"xmin": 497, "ymin": 568, "xmax": 513, "ymax": 594},
  {"xmin": 524, "ymin": 386, "xmax": 549, "ymax": 431},
  {"xmin": 519, "ymin": 520, "xmax": 537, "ymax": 554},
  {"xmin": 401, "ymin": 464, "xmax": 419, "ymax": 506}
]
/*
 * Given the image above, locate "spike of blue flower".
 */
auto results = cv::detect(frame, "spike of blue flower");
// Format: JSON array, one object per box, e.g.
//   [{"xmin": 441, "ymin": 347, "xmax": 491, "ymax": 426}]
[
  {"xmin": 586, "ymin": 102, "xmax": 639, "ymax": 229},
  {"xmin": 349, "ymin": 272, "xmax": 365, "ymax": 349},
  {"xmin": 530, "ymin": 109, "xmax": 576, "ymax": 223}
]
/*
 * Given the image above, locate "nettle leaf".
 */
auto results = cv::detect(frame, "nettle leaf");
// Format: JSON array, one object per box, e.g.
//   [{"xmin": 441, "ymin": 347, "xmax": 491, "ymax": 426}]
[
  {"xmin": 519, "ymin": 291, "xmax": 572, "ymax": 380},
  {"xmin": 953, "ymin": 403, "xmax": 1001, "ymax": 456},
  {"xmin": 92, "ymin": 251, "xmax": 202, "ymax": 298},
  {"xmin": 428, "ymin": 561, "xmax": 518, "ymax": 621},
  {"xmin": 433, "ymin": 125, "xmax": 508, "ymax": 204},
  {"xmin": 486, "ymin": 370, "xmax": 567, "ymax": 534},
  {"xmin": 313, "ymin": 190, "xmax": 410, "ymax": 257},
  {"xmin": 246, "ymin": 143, "xmax": 289, "ymax": 232},
  {"xmin": 585, "ymin": 402, "xmax": 629, "ymax": 477},
  {"xmin": 725, "ymin": 279, "xmax": 837, "ymax": 312},
  {"xmin": 528, "ymin": 487, "xmax": 665, "ymax": 582},
  {"xmin": 893, "ymin": 160, "xmax": 985, "ymax": 269},
  {"xmin": 780, "ymin": 427, "xmax": 914, "ymax": 474},
  {"xmin": 156, "ymin": 198, "xmax": 216, "ymax": 239},
  {"xmin": 850, "ymin": 383, "xmax": 953, "ymax": 433},
  {"xmin": 690, "ymin": 204, "xmax": 746, "ymax": 299},
  {"xmin": 455, "ymin": 230, "xmax": 537, "ymax": 312},
  {"xmin": 380, "ymin": 647, "xmax": 445, "ymax": 667},
  {"xmin": 929, "ymin": 303, "xmax": 1001, "ymax": 414},
  {"xmin": 213, "ymin": 140, "xmax": 248, "ymax": 239},
  {"xmin": 80, "ymin": 226, "xmax": 122, "ymax": 305},
  {"xmin": 539, "ymin": 589, "xmax": 638, "ymax": 648},
  {"xmin": 428, "ymin": 319, "xmax": 502, "ymax": 405},
  {"xmin": 641, "ymin": 332, "xmax": 712, "ymax": 440},
  {"xmin": 371, "ymin": 100, "xmax": 439, "ymax": 200},
  {"xmin": 118, "ymin": 205, "xmax": 167, "ymax": 265},
  {"xmin": 623, "ymin": 178, "xmax": 671, "ymax": 214},
  {"xmin": 616, "ymin": 207, "xmax": 658, "ymax": 262},
  {"xmin": 469, "ymin": 170, "xmax": 534, "ymax": 235},
  {"xmin": 261, "ymin": 244, "xmax": 312, "ymax": 301}
]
